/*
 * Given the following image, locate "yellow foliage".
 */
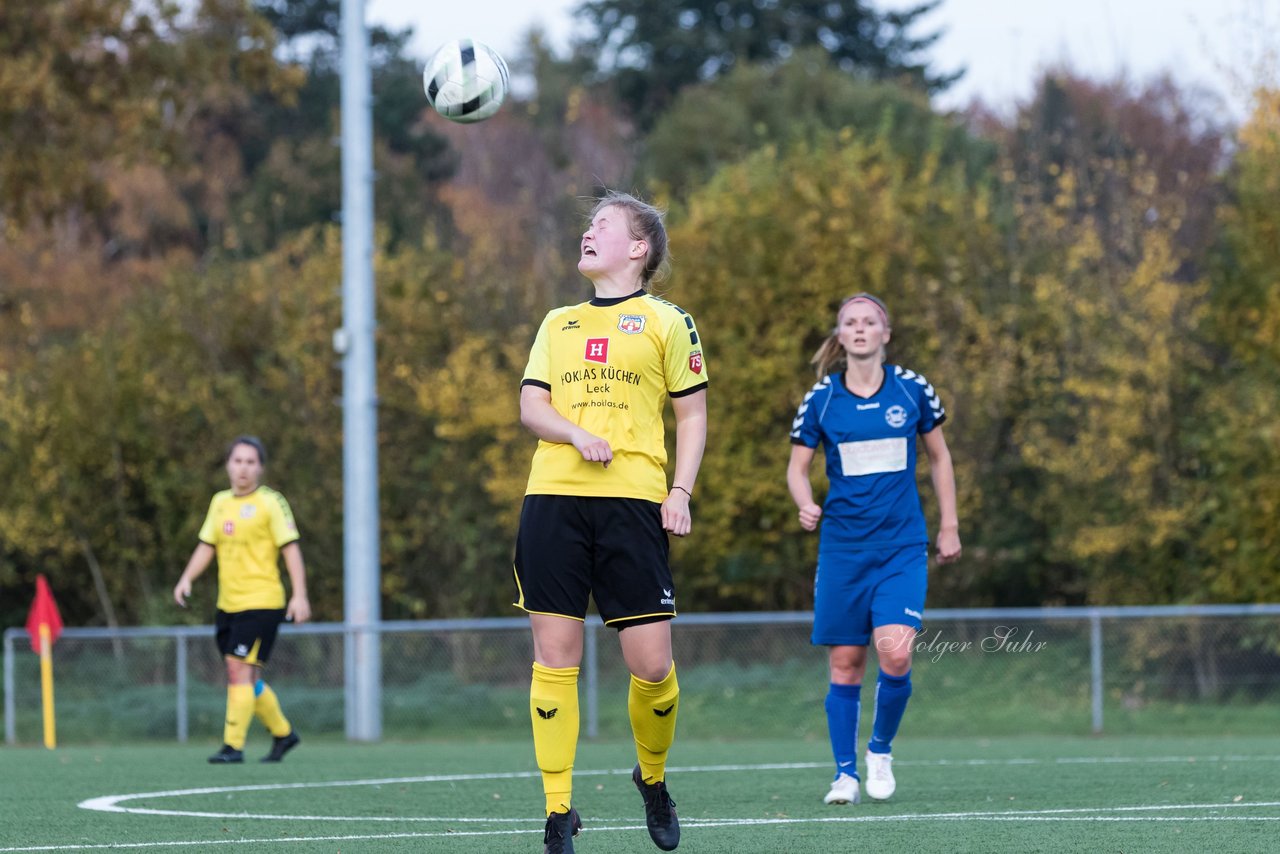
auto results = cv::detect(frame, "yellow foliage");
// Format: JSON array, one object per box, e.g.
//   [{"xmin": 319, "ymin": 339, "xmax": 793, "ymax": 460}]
[
  {"xmin": 1007, "ymin": 159, "xmax": 1209, "ymax": 600},
  {"xmin": 661, "ymin": 132, "xmax": 1011, "ymax": 606},
  {"xmin": 1195, "ymin": 87, "xmax": 1280, "ymax": 602}
]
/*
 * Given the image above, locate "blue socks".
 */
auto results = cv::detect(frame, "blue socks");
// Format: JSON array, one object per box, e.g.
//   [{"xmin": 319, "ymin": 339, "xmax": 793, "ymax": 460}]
[
  {"xmin": 867, "ymin": 669, "xmax": 912, "ymax": 755},
  {"xmin": 824, "ymin": 682, "xmax": 861, "ymax": 778},
  {"xmin": 826, "ymin": 669, "xmax": 912, "ymax": 775}
]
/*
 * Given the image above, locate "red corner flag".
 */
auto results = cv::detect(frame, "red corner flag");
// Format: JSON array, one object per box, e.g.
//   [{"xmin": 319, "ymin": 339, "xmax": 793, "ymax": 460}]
[{"xmin": 26, "ymin": 574, "xmax": 64, "ymax": 654}]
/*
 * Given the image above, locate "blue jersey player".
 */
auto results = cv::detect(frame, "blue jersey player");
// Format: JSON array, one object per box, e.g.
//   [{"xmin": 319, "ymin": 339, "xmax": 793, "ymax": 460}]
[{"xmin": 787, "ymin": 293, "xmax": 961, "ymax": 805}]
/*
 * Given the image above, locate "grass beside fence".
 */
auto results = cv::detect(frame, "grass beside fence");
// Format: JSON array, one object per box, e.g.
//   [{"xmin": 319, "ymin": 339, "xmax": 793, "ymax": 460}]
[{"xmin": 8, "ymin": 647, "xmax": 1280, "ymax": 744}]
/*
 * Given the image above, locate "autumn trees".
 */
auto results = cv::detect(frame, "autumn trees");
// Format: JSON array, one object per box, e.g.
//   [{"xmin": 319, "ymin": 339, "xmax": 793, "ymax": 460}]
[{"xmin": 2, "ymin": 1, "xmax": 1278, "ymax": 627}]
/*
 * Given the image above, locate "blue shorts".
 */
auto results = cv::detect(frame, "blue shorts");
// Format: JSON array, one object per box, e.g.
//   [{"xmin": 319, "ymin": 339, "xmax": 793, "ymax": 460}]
[{"xmin": 811, "ymin": 544, "xmax": 928, "ymax": 646}]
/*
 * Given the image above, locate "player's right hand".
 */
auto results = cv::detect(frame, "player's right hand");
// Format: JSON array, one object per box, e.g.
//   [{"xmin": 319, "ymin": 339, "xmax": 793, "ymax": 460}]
[
  {"xmin": 798, "ymin": 503, "xmax": 822, "ymax": 531},
  {"xmin": 571, "ymin": 429, "xmax": 613, "ymax": 468},
  {"xmin": 173, "ymin": 578, "xmax": 191, "ymax": 608},
  {"xmin": 286, "ymin": 594, "xmax": 312, "ymax": 625}
]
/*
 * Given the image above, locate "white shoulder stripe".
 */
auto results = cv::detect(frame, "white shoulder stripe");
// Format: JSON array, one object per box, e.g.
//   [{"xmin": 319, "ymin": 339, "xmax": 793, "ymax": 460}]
[
  {"xmin": 895, "ymin": 365, "xmax": 947, "ymax": 420},
  {"xmin": 791, "ymin": 376, "xmax": 832, "ymax": 438}
]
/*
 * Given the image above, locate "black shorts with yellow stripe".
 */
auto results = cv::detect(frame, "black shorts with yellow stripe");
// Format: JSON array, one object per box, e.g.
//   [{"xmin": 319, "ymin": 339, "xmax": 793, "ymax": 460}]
[
  {"xmin": 514, "ymin": 494, "xmax": 676, "ymax": 629},
  {"xmin": 215, "ymin": 608, "xmax": 286, "ymax": 665}
]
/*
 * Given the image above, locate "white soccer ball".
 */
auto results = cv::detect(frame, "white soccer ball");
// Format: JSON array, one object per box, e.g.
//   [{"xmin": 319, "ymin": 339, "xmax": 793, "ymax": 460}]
[{"xmin": 423, "ymin": 39, "xmax": 510, "ymax": 124}]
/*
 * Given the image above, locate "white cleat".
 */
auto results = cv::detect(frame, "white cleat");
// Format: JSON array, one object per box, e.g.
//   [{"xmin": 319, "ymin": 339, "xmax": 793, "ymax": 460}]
[
  {"xmin": 864, "ymin": 751, "xmax": 896, "ymax": 800},
  {"xmin": 823, "ymin": 772, "xmax": 861, "ymax": 805}
]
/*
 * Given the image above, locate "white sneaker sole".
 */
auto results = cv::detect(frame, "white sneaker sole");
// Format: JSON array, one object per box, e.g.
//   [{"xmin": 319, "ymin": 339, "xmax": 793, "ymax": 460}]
[
  {"xmin": 865, "ymin": 753, "xmax": 895, "ymax": 800},
  {"xmin": 823, "ymin": 776, "xmax": 861, "ymax": 805},
  {"xmin": 864, "ymin": 785, "xmax": 894, "ymax": 801}
]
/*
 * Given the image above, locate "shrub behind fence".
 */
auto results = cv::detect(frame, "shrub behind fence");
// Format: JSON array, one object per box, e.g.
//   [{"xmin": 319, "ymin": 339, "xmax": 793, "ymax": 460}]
[{"xmin": 6, "ymin": 606, "xmax": 1279, "ymax": 745}]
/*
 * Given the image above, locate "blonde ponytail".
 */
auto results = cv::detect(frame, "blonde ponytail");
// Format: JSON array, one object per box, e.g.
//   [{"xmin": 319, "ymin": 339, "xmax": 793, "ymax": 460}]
[{"xmin": 810, "ymin": 333, "xmax": 847, "ymax": 379}]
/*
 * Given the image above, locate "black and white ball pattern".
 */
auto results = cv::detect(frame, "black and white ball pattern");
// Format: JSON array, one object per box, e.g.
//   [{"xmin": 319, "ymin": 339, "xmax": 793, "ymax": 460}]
[{"xmin": 423, "ymin": 39, "xmax": 510, "ymax": 124}]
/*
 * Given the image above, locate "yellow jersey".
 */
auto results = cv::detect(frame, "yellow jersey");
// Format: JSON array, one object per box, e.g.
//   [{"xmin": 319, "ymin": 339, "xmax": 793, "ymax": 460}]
[
  {"xmin": 521, "ymin": 290, "xmax": 708, "ymax": 501},
  {"xmin": 197, "ymin": 486, "xmax": 300, "ymax": 612}
]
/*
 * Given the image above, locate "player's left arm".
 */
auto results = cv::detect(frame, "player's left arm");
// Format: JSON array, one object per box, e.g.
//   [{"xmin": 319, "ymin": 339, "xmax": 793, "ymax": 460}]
[
  {"xmin": 663, "ymin": 389, "xmax": 707, "ymax": 537},
  {"xmin": 280, "ymin": 542, "xmax": 311, "ymax": 623},
  {"xmin": 921, "ymin": 426, "xmax": 961, "ymax": 564},
  {"xmin": 267, "ymin": 493, "xmax": 310, "ymax": 621}
]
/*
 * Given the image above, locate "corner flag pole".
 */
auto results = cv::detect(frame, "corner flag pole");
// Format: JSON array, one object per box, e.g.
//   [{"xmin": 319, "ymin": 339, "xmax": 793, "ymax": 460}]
[
  {"xmin": 26, "ymin": 574, "xmax": 63, "ymax": 749},
  {"xmin": 39, "ymin": 625, "xmax": 55, "ymax": 749}
]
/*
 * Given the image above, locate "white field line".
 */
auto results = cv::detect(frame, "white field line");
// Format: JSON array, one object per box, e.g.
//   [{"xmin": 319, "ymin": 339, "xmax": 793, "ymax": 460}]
[
  {"xmin": 0, "ymin": 756, "xmax": 1263, "ymax": 853},
  {"xmin": 77, "ymin": 754, "xmax": 1280, "ymax": 817},
  {"xmin": 6, "ymin": 808, "xmax": 1280, "ymax": 852}
]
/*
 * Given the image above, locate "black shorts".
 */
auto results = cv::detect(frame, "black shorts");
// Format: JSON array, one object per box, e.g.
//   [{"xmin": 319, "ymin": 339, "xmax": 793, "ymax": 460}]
[
  {"xmin": 215, "ymin": 609, "xmax": 286, "ymax": 665},
  {"xmin": 513, "ymin": 494, "xmax": 676, "ymax": 628}
]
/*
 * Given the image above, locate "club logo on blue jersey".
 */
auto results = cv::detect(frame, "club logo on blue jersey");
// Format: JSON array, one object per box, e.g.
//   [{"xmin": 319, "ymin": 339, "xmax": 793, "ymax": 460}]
[
  {"xmin": 885, "ymin": 405, "xmax": 908, "ymax": 428},
  {"xmin": 617, "ymin": 314, "xmax": 646, "ymax": 334}
]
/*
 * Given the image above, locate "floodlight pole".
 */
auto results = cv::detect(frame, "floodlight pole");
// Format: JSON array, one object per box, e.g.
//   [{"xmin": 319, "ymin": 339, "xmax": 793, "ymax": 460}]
[{"xmin": 339, "ymin": 0, "xmax": 381, "ymax": 742}]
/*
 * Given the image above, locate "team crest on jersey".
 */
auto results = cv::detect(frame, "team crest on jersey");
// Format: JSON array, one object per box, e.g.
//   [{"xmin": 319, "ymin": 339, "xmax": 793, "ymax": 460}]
[
  {"xmin": 689, "ymin": 351, "xmax": 703, "ymax": 374},
  {"xmin": 617, "ymin": 314, "xmax": 646, "ymax": 335},
  {"xmin": 222, "ymin": 521, "xmax": 235, "ymax": 535},
  {"xmin": 585, "ymin": 337, "xmax": 609, "ymax": 364},
  {"xmin": 885, "ymin": 405, "xmax": 908, "ymax": 428},
  {"xmin": 240, "ymin": 504, "xmax": 257, "ymax": 519}
]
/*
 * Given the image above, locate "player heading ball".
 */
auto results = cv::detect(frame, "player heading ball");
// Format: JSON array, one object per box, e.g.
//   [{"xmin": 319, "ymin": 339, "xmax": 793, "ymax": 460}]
[{"xmin": 514, "ymin": 191, "xmax": 708, "ymax": 853}]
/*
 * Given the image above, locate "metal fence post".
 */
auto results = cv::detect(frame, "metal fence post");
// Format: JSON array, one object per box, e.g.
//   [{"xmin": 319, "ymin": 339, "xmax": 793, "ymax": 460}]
[
  {"xmin": 4, "ymin": 631, "xmax": 14, "ymax": 745},
  {"xmin": 1090, "ymin": 610, "xmax": 1104, "ymax": 734},
  {"xmin": 585, "ymin": 620, "xmax": 599, "ymax": 739},
  {"xmin": 176, "ymin": 633, "xmax": 188, "ymax": 744}
]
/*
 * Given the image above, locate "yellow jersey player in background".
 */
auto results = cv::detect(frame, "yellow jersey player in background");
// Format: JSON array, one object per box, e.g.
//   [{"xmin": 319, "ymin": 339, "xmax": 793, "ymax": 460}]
[
  {"xmin": 515, "ymin": 191, "xmax": 708, "ymax": 854},
  {"xmin": 173, "ymin": 435, "xmax": 311, "ymax": 764}
]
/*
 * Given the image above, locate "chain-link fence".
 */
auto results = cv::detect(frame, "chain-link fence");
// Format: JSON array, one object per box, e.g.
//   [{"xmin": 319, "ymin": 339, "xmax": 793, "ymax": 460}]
[{"xmin": 6, "ymin": 605, "xmax": 1279, "ymax": 745}]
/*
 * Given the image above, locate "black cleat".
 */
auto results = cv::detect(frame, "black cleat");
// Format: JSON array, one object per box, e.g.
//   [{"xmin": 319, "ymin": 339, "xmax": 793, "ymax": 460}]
[
  {"xmin": 260, "ymin": 731, "xmax": 300, "ymax": 763},
  {"xmin": 207, "ymin": 744, "xmax": 244, "ymax": 764},
  {"xmin": 633, "ymin": 764, "xmax": 680, "ymax": 851},
  {"xmin": 542, "ymin": 807, "xmax": 582, "ymax": 854}
]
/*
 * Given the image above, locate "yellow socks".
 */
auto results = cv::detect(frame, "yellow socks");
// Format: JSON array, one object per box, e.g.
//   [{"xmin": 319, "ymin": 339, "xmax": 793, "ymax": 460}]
[
  {"xmin": 253, "ymin": 680, "xmax": 292, "ymax": 738},
  {"xmin": 222, "ymin": 683, "xmax": 255, "ymax": 749},
  {"xmin": 530, "ymin": 662, "xmax": 580, "ymax": 816},
  {"xmin": 529, "ymin": 661, "xmax": 678, "ymax": 811},
  {"xmin": 629, "ymin": 664, "xmax": 679, "ymax": 784}
]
